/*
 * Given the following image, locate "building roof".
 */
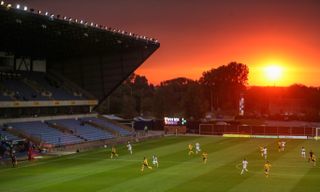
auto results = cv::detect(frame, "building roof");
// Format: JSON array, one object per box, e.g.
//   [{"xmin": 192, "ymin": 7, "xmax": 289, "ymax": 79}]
[{"xmin": 0, "ymin": 3, "xmax": 160, "ymax": 105}]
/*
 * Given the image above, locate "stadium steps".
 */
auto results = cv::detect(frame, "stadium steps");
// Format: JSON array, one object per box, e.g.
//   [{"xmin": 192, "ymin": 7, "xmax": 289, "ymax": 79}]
[
  {"xmin": 98, "ymin": 115, "xmax": 134, "ymax": 132},
  {"xmin": 0, "ymin": 127, "xmax": 22, "ymax": 141},
  {"xmin": 5, "ymin": 126, "xmax": 41, "ymax": 144},
  {"xmin": 22, "ymin": 78, "xmax": 52, "ymax": 98},
  {"xmin": 46, "ymin": 119, "xmax": 114, "ymax": 142},
  {"xmin": 7, "ymin": 121, "xmax": 85, "ymax": 146},
  {"xmin": 46, "ymin": 121, "xmax": 89, "ymax": 142},
  {"xmin": 0, "ymin": 82, "xmax": 15, "ymax": 101},
  {"xmin": 46, "ymin": 122, "xmax": 74, "ymax": 134},
  {"xmin": 27, "ymin": 72, "xmax": 80, "ymax": 100},
  {"xmin": 44, "ymin": 74, "xmax": 81, "ymax": 100},
  {"xmin": 2, "ymin": 79, "xmax": 48, "ymax": 101},
  {"xmin": 48, "ymin": 70, "xmax": 96, "ymax": 100},
  {"xmin": 83, "ymin": 120, "xmax": 119, "ymax": 137},
  {"xmin": 81, "ymin": 117, "xmax": 133, "ymax": 137}
]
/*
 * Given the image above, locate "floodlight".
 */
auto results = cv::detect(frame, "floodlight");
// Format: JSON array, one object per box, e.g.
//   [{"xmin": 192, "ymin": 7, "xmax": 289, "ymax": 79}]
[
  {"xmin": 45, "ymin": 12, "xmax": 49, "ymax": 16},
  {"xmin": 0, "ymin": 1, "xmax": 4, "ymax": 6},
  {"xmin": 16, "ymin": 4, "xmax": 20, "ymax": 9},
  {"xmin": 23, "ymin": 6, "xmax": 27, "ymax": 11}
]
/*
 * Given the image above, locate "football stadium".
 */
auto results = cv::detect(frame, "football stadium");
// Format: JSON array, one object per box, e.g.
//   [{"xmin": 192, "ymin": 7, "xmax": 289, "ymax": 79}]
[{"xmin": 1, "ymin": 1, "xmax": 320, "ymax": 192}]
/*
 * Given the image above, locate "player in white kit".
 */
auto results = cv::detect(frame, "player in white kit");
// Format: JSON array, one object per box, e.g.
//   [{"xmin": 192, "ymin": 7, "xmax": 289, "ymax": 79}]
[
  {"xmin": 240, "ymin": 158, "xmax": 249, "ymax": 175},
  {"xmin": 195, "ymin": 142, "xmax": 201, "ymax": 154},
  {"xmin": 127, "ymin": 141, "xmax": 132, "ymax": 155},
  {"xmin": 262, "ymin": 147, "xmax": 267, "ymax": 160},
  {"xmin": 281, "ymin": 141, "xmax": 286, "ymax": 151},
  {"xmin": 301, "ymin": 147, "xmax": 306, "ymax": 158},
  {"xmin": 152, "ymin": 155, "xmax": 159, "ymax": 168}
]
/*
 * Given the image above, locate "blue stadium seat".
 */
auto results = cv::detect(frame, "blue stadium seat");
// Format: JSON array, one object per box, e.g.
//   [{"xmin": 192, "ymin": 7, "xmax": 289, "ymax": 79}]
[
  {"xmin": 27, "ymin": 72, "xmax": 83, "ymax": 100},
  {"xmin": 81, "ymin": 117, "xmax": 133, "ymax": 136},
  {"xmin": 0, "ymin": 72, "xmax": 89, "ymax": 102},
  {"xmin": 7, "ymin": 121, "xmax": 84, "ymax": 146},
  {"xmin": 2, "ymin": 79, "xmax": 48, "ymax": 101},
  {"xmin": 0, "ymin": 127, "xmax": 21, "ymax": 141},
  {"xmin": 47, "ymin": 119, "xmax": 114, "ymax": 141}
]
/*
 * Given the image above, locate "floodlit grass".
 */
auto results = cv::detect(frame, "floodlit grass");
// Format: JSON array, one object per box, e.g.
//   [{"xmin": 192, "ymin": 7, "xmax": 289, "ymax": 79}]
[{"xmin": 0, "ymin": 136, "xmax": 320, "ymax": 192}]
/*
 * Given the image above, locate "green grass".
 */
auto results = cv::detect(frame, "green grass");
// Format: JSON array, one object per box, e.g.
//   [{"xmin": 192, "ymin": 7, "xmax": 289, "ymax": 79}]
[{"xmin": 1, "ymin": 136, "xmax": 320, "ymax": 192}]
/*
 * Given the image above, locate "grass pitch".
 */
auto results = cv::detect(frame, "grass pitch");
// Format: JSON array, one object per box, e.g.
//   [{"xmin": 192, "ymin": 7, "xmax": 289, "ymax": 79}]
[{"xmin": 0, "ymin": 136, "xmax": 320, "ymax": 192}]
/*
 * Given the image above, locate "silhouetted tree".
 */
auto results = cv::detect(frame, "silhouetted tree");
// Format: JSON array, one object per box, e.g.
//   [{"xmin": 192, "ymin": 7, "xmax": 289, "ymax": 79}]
[
  {"xmin": 199, "ymin": 62, "xmax": 249, "ymax": 112},
  {"xmin": 153, "ymin": 77, "xmax": 205, "ymax": 119}
]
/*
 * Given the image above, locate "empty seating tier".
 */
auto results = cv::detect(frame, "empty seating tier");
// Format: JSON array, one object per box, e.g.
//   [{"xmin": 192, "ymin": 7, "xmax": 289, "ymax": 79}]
[
  {"xmin": 26, "ymin": 72, "xmax": 83, "ymax": 100},
  {"xmin": 47, "ymin": 119, "xmax": 114, "ymax": 141},
  {"xmin": 81, "ymin": 117, "xmax": 132, "ymax": 136},
  {"xmin": 7, "ymin": 121, "xmax": 84, "ymax": 146},
  {"xmin": 0, "ymin": 127, "xmax": 21, "ymax": 141},
  {"xmin": 0, "ymin": 72, "xmax": 90, "ymax": 101}
]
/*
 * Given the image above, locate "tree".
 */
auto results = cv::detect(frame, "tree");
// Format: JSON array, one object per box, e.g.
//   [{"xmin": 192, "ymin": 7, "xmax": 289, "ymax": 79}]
[
  {"xmin": 199, "ymin": 62, "xmax": 249, "ymax": 112},
  {"xmin": 132, "ymin": 75, "xmax": 154, "ymax": 116},
  {"xmin": 96, "ymin": 73, "xmax": 154, "ymax": 118},
  {"xmin": 153, "ymin": 77, "xmax": 205, "ymax": 119}
]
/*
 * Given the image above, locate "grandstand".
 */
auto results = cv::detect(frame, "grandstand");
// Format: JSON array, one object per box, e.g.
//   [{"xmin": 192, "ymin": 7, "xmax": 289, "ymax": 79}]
[
  {"xmin": 0, "ymin": 126, "xmax": 21, "ymax": 142},
  {"xmin": 1, "ymin": 71, "xmax": 89, "ymax": 101},
  {"xmin": 7, "ymin": 121, "xmax": 84, "ymax": 146},
  {"xmin": 46, "ymin": 119, "xmax": 114, "ymax": 141},
  {"xmin": 80, "ymin": 117, "xmax": 133, "ymax": 136},
  {"xmin": 0, "ymin": 1, "xmax": 159, "ymax": 153}
]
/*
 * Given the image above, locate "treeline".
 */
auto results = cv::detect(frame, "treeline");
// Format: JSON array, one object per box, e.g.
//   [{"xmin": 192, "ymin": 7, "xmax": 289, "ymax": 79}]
[
  {"xmin": 245, "ymin": 84, "xmax": 320, "ymax": 121},
  {"xmin": 98, "ymin": 62, "xmax": 249, "ymax": 119},
  {"xmin": 97, "ymin": 62, "xmax": 320, "ymax": 121}
]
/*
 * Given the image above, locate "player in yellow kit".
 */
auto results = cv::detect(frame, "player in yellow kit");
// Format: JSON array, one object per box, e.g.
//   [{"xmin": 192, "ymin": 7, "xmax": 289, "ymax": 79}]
[
  {"xmin": 110, "ymin": 146, "xmax": 118, "ymax": 159},
  {"xmin": 278, "ymin": 141, "xmax": 282, "ymax": 152},
  {"xmin": 259, "ymin": 146, "xmax": 264, "ymax": 157},
  {"xmin": 141, "ymin": 157, "xmax": 153, "ymax": 172},
  {"xmin": 311, "ymin": 154, "xmax": 316, "ymax": 167},
  {"xmin": 202, "ymin": 152, "xmax": 208, "ymax": 164},
  {"xmin": 264, "ymin": 161, "xmax": 272, "ymax": 178},
  {"xmin": 188, "ymin": 144, "xmax": 194, "ymax": 155}
]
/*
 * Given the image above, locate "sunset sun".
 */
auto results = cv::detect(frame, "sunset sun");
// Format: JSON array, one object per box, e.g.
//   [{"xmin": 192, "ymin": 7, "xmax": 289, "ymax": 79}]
[{"xmin": 264, "ymin": 65, "xmax": 283, "ymax": 82}]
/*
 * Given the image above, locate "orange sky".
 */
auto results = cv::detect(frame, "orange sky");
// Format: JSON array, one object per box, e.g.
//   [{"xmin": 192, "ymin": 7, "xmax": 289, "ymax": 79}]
[
  {"xmin": 137, "ymin": 18, "xmax": 320, "ymax": 86},
  {"xmin": 17, "ymin": 0, "xmax": 320, "ymax": 86},
  {"xmin": 133, "ymin": 0, "xmax": 320, "ymax": 86}
]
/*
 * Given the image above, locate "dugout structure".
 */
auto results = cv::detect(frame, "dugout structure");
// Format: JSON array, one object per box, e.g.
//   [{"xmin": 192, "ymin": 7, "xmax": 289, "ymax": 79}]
[{"xmin": 0, "ymin": 3, "xmax": 159, "ymax": 109}]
